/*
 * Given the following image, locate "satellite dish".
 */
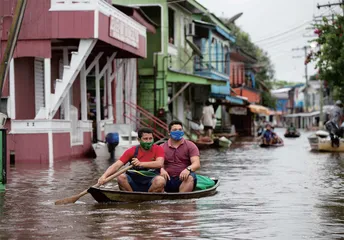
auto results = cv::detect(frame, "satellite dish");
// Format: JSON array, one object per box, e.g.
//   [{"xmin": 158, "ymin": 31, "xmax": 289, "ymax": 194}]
[{"xmin": 227, "ymin": 13, "xmax": 243, "ymax": 23}]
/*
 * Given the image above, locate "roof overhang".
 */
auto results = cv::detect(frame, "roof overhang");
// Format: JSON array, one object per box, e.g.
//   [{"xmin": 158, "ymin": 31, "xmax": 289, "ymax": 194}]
[{"xmin": 167, "ymin": 68, "xmax": 227, "ymax": 86}]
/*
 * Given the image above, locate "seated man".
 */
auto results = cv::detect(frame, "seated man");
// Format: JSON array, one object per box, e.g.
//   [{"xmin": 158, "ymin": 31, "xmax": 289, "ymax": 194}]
[
  {"xmin": 262, "ymin": 123, "xmax": 274, "ymax": 145},
  {"xmin": 325, "ymin": 100, "xmax": 344, "ymax": 147},
  {"xmin": 98, "ymin": 128, "xmax": 166, "ymax": 192},
  {"xmin": 287, "ymin": 123, "xmax": 296, "ymax": 134},
  {"xmin": 160, "ymin": 120, "xmax": 201, "ymax": 192}
]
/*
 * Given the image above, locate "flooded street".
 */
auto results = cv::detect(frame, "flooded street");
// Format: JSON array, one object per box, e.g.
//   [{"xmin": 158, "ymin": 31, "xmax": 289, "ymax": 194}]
[{"xmin": 0, "ymin": 129, "xmax": 344, "ymax": 239}]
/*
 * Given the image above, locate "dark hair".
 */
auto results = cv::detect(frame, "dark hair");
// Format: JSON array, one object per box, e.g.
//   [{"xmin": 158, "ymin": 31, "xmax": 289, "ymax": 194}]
[
  {"xmin": 168, "ymin": 120, "xmax": 183, "ymax": 131},
  {"xmin": 205, "ymin": 100, "xmax": 211, "ymax": 106},
  {"xmin": 138, "ymin": 127, "xmax": 153, "ymax": 138}
]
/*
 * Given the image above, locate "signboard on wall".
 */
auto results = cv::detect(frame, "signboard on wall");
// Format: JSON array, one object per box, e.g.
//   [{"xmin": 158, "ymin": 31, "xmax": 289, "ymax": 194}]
[
  {"xmin": 109, "ymin": 15, "xmax": 139, "ymax": 48},
  {"xmin": 230, "ymin": 107, "xmax": 247, "ymax": 115}
]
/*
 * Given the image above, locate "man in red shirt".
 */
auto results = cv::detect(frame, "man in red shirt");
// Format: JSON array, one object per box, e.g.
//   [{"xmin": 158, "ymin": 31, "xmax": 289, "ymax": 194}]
[
  {"xmin": 160, "ymin": 120, "xmax": 200, "ymax": 192},
  {"xmin": 98, "ymin": 128, "xmax": 165, "ymax": 192}
]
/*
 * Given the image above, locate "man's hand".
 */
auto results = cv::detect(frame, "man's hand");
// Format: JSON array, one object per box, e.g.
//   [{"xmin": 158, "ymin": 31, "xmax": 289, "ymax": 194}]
[
  {"xmin": 160, "ymin": 168, "xmax": 170, "ymax": 180},
  {"xmin": 97, "ymin": 176, "xmax": 106, "ymax": 185},
  {"xmin": 131, "ymin": 158, "xmax": 141, "ymax": 167},
  {"xmin": 179, "ymin": 168, "xmax": 190, "ymax": 181}
]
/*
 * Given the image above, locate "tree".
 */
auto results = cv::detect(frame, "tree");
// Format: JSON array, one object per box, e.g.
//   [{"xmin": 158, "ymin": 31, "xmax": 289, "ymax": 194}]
[{"xmin": 311, "ymin": 15, "xmax": 344, "ymax": 101}]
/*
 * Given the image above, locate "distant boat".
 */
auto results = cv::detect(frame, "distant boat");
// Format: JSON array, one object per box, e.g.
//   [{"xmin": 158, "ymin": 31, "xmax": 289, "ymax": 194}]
[
  {"xmin": 284, "ymin": 131, "xmax": 301, "ymax": 138},
  {"xmin": 92, "ymin": 124, "xmax": 140, "ymax": 159},
  {"xmin": 308, "ymin": 130, "xmax": 344, "ymax": 152}
]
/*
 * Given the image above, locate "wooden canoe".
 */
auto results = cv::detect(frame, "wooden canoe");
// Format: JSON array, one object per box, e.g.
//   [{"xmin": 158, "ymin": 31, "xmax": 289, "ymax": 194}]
[
  {"xmin": 260, "ymin": 143, "xmax": 284, "ymax": 148},
  {"xmin": 284, "ymin": 132, "xmax": 300, "ymax": 138},
  {"xmin": 87, "ymin": 179, "xmax": 220, "ymax": 203}
]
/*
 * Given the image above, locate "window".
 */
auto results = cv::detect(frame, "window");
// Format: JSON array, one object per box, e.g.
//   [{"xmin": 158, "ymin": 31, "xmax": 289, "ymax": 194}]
[{"xmin": 168, "ymin": 8, "xmax": 175, "ymax": 45}]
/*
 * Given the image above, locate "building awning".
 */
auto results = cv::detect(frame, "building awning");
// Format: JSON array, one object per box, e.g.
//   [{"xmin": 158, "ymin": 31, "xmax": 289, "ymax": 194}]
[
  {"xmin": 167, "ymin": 68, "xmax": 227, "ymax": 86},
  {"xmin": 284, "ymin": 111, "xmax": 320, "ymax": 118},
  {"xmin": 210, "ymin": 93, "xmax": 245, "ymax": 105},
  {"xmin": 248, "ymin": 104, "xmax": 271, "ymax": 115}
]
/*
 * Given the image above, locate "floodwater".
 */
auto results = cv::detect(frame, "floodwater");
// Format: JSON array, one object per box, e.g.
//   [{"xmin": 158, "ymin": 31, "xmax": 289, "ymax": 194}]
[{"xmin": 0, "ymin": 129, "xmax": 344, "ymax": 239}]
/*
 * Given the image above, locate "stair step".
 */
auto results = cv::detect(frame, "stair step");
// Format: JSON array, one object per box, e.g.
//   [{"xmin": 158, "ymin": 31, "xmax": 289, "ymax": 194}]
[
  {"xmin": 64, "ymin": 65, "xmax": 71, "ymax": 70},
  {"xmin": 56, "ymin": 79, "xmax": 63, "ymax": 82},
  {"xmin": 71, "ymin": 51, "xmax": 78, "ymax": 56}
]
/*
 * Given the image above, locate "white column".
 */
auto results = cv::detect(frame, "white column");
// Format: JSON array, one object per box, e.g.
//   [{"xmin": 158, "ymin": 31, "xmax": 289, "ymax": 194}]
[
  {"xmin": 9, "ymin": 58, "xmax": 15, "ymax": 119},
  {"xmin": 44, "ymin": 58, "xmax": 51, "ymax": 119},
  {"xmin": 103, "ymin": 59, "xmax": 107, "ymax": 119},
  {"xmin": 95, "ymin": 62, "xmax": 101, "ymax": 141},
  {"xmin": 107, "ymin": 60, "xmax": 113, "ymax": 120},
  {"xmin": 80, "ymin": 64, "xmax": 87, "ymax": 121},
  {"xmin": 63, "ymin": 48, "xmax": 70, "ymax": 120},
  {"xmin": 48, "ymin": 131, "xmax": 54, "ymax": 166}
]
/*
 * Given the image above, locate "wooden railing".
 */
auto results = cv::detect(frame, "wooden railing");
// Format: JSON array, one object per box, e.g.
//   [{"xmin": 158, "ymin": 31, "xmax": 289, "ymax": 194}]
[{"xmin": 124, "ymin": 101, "xmax": 168, "ymax": 140}]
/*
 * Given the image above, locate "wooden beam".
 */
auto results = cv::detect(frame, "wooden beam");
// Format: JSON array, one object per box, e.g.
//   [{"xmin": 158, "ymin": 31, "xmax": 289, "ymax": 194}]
[
  {"xmin": 0, "ymin": 0, "xmax": 27, "ymax": 99},
  {"xmin": 96, "ymin": 52, "xmax": 117, "ymax": 81},
  {"xmin": 85, "ymin": 52, "xmax": 103, "ymax": 76},
  {"xmin": 167, "ymin": 82, "xmax": 191, "ymax": 105}
]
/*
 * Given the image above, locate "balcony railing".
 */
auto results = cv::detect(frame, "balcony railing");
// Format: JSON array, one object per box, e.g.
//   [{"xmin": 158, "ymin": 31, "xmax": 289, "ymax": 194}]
[{"xmin": 50, "ymin": 0, "xmax": 146, "ymax": 35}]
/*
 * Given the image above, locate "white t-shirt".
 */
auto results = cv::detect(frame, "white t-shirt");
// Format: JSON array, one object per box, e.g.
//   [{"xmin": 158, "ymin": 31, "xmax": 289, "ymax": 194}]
[{"xmin": 202, "ymin": 105, "xmax": 214, "ymax": 127}]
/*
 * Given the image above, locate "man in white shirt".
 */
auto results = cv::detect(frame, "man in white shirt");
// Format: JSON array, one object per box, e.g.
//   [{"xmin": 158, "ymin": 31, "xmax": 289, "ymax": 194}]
[{"xmin": 201, "ymin": 100, "xmax": 215, "ymax": 137}]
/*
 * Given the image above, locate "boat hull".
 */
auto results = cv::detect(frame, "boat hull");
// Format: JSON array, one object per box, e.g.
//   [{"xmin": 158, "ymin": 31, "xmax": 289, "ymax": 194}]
[
  {"xmin": 260, "ymin": 143, "xmax": 284, "ymax": 148},
  {"xmin": 88, "ymin": 179, "xmax": 219, "ymax": 203},
  {"xmin": 308, "ymin": 135, "xmax": 344, "ymax": 152},
  {"xmin": 284, "ymin": 133, "xmax": 300, "ymax": 138}
]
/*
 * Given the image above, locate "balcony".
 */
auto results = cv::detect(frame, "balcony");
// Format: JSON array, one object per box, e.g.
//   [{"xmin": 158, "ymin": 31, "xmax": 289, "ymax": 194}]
[{"xmin": 194, "ymin": 56, "xmax": 230, "ymax": 82}]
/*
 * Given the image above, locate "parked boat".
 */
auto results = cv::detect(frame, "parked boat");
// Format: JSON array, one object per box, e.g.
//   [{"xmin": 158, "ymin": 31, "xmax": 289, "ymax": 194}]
[
  {"xmin": 213, "ymin": 136, "xmax": 232, "ymax": 148},
  {"xmin": 260, "ymin": 143, "xmax": 284, "ymax": 148},
  {"xmin": 308, "ymin": 130, "xmax": 344, "ymax": 152},
  {"xmin": 87, "ymin": 178, "xmax": 219, "ymax": 203},
  {"xmin": 284, "ymin": 132, "xmax": 301, "ymax": 138},
  {"xmin": 92, "ymin": 125, "xmax": 140, "ymax": 159}
]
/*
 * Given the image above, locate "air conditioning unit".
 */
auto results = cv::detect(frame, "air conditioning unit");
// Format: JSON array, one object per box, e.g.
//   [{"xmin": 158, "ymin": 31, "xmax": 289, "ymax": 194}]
[
  {"xmin": 0, "ymin": 113, "xmax": 7, "ymax": 128},
  {"xmin": 185, "ymin": 22, "xmax": 195, "ymax": 36}
]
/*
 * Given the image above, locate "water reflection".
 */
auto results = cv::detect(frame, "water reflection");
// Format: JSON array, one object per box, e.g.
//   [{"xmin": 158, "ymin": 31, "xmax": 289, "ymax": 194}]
[{"xmin": 90, "ymin": 202, "xmax": 200, "ymax": 239}]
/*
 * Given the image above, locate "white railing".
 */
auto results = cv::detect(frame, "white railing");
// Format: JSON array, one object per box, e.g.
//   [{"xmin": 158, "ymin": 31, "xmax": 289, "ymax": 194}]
[
  {"xmin": 11, "ymin": 120, "xmax": 71, "ymax": 134},
  {"xmin": 50, "ymin": 0, "xmax": 146, "ymax": 36}
]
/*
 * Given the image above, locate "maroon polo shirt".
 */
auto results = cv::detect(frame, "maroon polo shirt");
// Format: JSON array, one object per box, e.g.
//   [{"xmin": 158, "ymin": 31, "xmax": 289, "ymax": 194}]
[{"xmin": 162, "ymin": 139, "xmax": 200, "ymax": 177}]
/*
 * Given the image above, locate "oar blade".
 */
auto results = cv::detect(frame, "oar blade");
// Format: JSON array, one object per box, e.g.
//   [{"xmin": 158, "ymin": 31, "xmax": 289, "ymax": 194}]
[
  {"xmin": 55, "ymin": 190, "xmax": 87, "ymax": 205},
  {"xmin": 55, "ymin": 195, "xmax": 80, "ymax": 205}
]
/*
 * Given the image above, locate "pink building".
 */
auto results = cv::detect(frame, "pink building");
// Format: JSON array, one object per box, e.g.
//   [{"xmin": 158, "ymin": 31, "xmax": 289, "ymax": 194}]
[{"xmin": 0, "ymin": 0, "xmax": 155, "ymax": 164}]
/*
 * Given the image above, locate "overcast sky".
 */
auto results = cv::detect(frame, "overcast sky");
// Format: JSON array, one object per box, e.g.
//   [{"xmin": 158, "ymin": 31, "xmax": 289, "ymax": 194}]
[{"xmin": 197, "ymin": 0, "xmax": 343, "ymax": 83}]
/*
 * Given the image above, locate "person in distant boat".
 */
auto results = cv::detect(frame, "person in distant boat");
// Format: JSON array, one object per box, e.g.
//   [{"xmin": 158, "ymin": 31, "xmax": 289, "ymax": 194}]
[
  {"xmin": 97, "ymin": 128, "xmax": 166, "ymax": 192},
  {"xmin": 201, "ymin": 100, "xmax": 215, "ymax": 137},
  {"xmin": 160, "ymin": 120, "xmax": 201, "ymax": 192},
  {"xmin": 325, "ymin": 100, "xmax": 344, "ymax": 147},
  {"xmin": 262, "ymin": 123, "xmax": 274, "ymax": 145},
  {"xmin": 287, "ymin": 123, "xmax": 296, "ymax": 133}
]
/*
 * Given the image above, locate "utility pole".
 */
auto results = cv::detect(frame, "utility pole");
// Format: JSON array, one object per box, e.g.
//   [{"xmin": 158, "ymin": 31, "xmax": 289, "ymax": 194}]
[
  {"xmin": 292, "ymin": 46, "xmax": 311, "ymax": 112},
  {"xmin": 317, "ymin": 1, "xmax": 344, "ymax": 16},
  {"xmin": 319, "ymin": 79, "xmax": 324, "ymax": 128},
  {"xmin": 0, "ymin": 0, "xmax": 27, "ymax": 99}
]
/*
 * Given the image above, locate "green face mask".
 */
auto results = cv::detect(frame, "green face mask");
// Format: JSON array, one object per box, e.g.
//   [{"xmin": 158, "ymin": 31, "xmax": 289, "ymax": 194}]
[{"xmin": 140, "ymin": 141, "xmax": 154, "ymax": 150}]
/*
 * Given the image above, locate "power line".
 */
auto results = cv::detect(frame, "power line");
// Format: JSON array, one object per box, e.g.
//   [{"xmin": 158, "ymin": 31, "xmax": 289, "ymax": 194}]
[{"xmin": 254, "ymin": 21, "xmax": 313, "ymax": 44}]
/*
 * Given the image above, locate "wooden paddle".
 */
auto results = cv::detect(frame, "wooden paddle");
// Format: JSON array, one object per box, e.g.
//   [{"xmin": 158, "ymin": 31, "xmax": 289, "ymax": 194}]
[{"xmin": 55, "ymin": 165, "xmax": 133, "ymax": 205}]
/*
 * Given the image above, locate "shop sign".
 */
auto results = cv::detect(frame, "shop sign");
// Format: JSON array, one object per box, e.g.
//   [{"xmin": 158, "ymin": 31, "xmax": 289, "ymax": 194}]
[
  {"xmin": 109, "ymin": 15, "xmax": 139, "ymax": 48},
  {"xmin": 230, "ymin": 107, "xmax": 247, "ymax": 115}
]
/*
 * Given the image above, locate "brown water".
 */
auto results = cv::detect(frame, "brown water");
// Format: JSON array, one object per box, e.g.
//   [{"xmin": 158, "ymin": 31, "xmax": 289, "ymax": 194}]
[{"xmin": 0, "ymin": 129, "xmax": 344, "ymax": 239}]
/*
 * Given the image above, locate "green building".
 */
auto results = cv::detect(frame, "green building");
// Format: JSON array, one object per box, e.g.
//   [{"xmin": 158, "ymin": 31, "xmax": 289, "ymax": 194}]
[{"xmin": 113, "ymin": 0, "xmax": 240, "ymax": 131}]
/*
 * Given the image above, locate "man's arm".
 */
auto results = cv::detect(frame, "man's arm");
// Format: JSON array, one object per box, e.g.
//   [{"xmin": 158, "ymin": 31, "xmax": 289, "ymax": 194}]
[
  {"xmin": 98, "ymin": 160, "xmax": 124, "ymax": 185},
  {"xmin": 189, "ymin": 156, "xmax": 200, "ymax": 172},
  {"xmin": 136, "ymin": 157, "xmax": 164, "ymax": 169}
]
